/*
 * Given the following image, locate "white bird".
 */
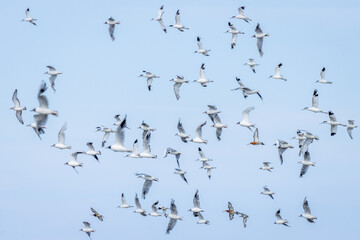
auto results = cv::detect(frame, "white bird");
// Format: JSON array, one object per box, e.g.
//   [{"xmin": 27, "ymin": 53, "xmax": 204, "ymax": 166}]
[
  {"xmin": 164, "ymin": 148, "xmax": 181, "ymax": 167},
  {"xmin": 80, "ymin": 221, "xmax": 95, "ymax": 239},
  {"xmin": 135, "ymin": 173, "xmax": 158, "ymax": 199},
  {"xmin": 85, "ymin": 142, "xmax": 101, "ymax": 162},
  {"xmin": 107, "ymin": 116, "xmax": 131, "ymax": 152},
  {"xmin": 27, "ymin": 114, "xmax": 48, "ymax": 140},
  {"xmin": 252, "ymin": 23, "xmax": 269, "ymax": 57},
  {"xmin": 244, "ymin": 58, "xmax": 259, "ymax": 73},
  {"xmin": 236, "ymin": 106, "xmax": 255, "ymax": 131},
  {"xmin": 196, "ymin": 147, "xmax": 212, "ymax": 163},
  {"xmin": 322, "ymin": 111, "xmax": 342, "ymax": 136},
  {"xmin": 298, "ymin": 151, "xmax": 315, "ymax": 178},
  {"xmin": 197, "ymin": 213, "xmax": 210, "ymax": 225},
  {"xmin": 194, "ymin": 63, "xmax": 213, "ymax": 87},
  {"xmin": 117, "ymin": 193, "xmax": 133, "ymax": 208},
  {"xmin": 204, "ymin": 105, "xmax": 221, "ymax": 122},
  {"xmin": 173, "ymin": 168, "xmax": 188, "ymax": 184},
  {"xmin": 211, "ymin": 114, "xmax": 227, "ymax": 141},
  {"xmin": 195, "ymin": 37, "xmax": 210, "ymax": 56},
  {"xmin": 22, "ymin": 8, "xmax": 37, "ymax": 26},
  {"xmin": 292, "ymin": 130, "xmax": 307, "ymax": 148},
  {"xmin": 104, "ymin": 17, "xmax": 120, "ymax": 41},
  {"xmin": 44, "ymin": 66, "xmax": 62, "ymax": 92},
  {"xmin": 299, "ymin": 197, "xmax": 317, "ymax": 223},
  {"xmin": 231, "ymin": 6, "xmax": 251, "ymax": 22},
  {"xmin": 51, "ymin": 122, "xmax": 71, "ymax": 150},
  {"xmin": 10, "ymin": 89, "xmax": 26, "ymax": 124},
  {"xmin": 274, "ymin": 209, "xmax": 289, "ymax": 227},
  {"xmin": 226, "ymin": 22, "xmax": 244, "ymax": 49},
  {"xmin": 138, "ymin": 121, "xmax": 156, "ymax": 140},
  {"xmin": 170, "ymin": 75, "xmax": 188, "ymax": 100},
  {"xmin": 149, "ymin": 201, "xmax": 162, "ymax": 216},
  {"xmin": 231, "ymin": 78, "xmax": 263, "ymax": 100},
  {"xmin": 274, "ymin": 140, "xmax": 294, "ymax": 164},
  {"xmin": 189, "ymin": 190, "xmax": 204, "ymax": 217},
  {"xmin": 96, "ymin": 126, "xmax": 115, "ymax": 147},
  {"xmin": 248, "ymin": 128, "xmax": 265, "ymax": 145},
  {"xmin": 158, "ymin": 205, "xmax": 169, "ymax": 215},
  {"xmin": 125, "ymin": 139, "xmax": 141, "ymax": 158},
  {"xmin": 201, "ymin": 162, "xmax": 216, "ymax": 179},
  {"xmin": 298, "ymin": 130, "xmax": 319, "ymax": 156},
  {"xmin": 175, "ymin": 118, "xmax": 190, "ymax": 143},
  {"xmin": 190, "ymin": 121, "xmax": 208, "ymax": 144},
  {"xmin": 166, "ymin": 199, "xmax": 183, "ymax": 234},
  {"xmin": 169, "ymin": 10, "xmax": 189, "ymax": 32},
  {"xmin": 341, "ymin": 120, "xmax": 358, "ymax": 139},
  {"xmin": 139, "ymin": 71, "xmax": 159, "ymax": 91},
  {"xmin": 302, "ymin": 89, "xmax": 327, "ymax": 113},
  {"xmin": 269, "ymin": 63, "xmax": 287, "ymax": 81},
  {"xmin": 31, "ymin": 81, "xmax": 58, "ymax": 116},
  {"xmin": 261, "ymin": 186, "xmax": 275, "ymax": 199},
  {"xmin": 315, "ymin": 67, "xmax": 332, "ymax": 84},
  {"xmin": 65, "ymin": 152, "xmax": 84, "ymax": 173},
  {"xmin": 140, "ymin": 132, "xmax": 157, "ymax": 158},
  {"xmin": 134, "ymin": 193, "xmax": 146, "ymax": 216},
  {"xmin": 260, "ymin": 162, "xmax": 273, "ymax": 172},
  {"xmin": 151, "ymin": 5, "xmax": 166, "ymax": 33}
]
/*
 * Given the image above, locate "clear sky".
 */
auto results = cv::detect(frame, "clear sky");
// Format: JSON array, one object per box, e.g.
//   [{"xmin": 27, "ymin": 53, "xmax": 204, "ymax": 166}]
[{"xmin": 1, "ymin": 0, "xmax": 360, "ymax": 239}]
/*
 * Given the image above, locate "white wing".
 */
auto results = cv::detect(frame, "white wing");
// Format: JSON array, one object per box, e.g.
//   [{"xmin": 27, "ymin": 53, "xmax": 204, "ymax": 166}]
[
  {"xmin": 195, "ymin": 122, "xmax": 206, "ymax": 138},
  {"xmin": 177, "ymin": 119, "xmax": 185, "ymax": 133},
  {"xmin": 175, "ymin": 10, "xmax": 180, "ymax": 24},
  {"xmin": 197, "ymin": 37, "xmax": 203, "ymax": 50},
  {"xmin": 242, "ymin": 106, "xmax": 254, "ymax": 123},
  {"xmin": 12, "ymin": 89, "xmax": 20, "ymax": 107},
  {"xmin": 121, "ymin": 193, "xmax": 127, "ymax": 205},
  {"xmin": 115, "ymin": 125, "xmax": 125, "ymax": 146},
  {"xmin": 257, "ymin": 38, "xmax": 263, "ymax": 56},
  {"xmin": 253, "ymin": 128, "xmax": 259, "ymax": 142},
  {"xmin": 166, "ymin": 219, "xmax": 177, "ymax": 234},
  {"xmin": 200, "ymin": 64, "xmax": 205, "ymax": 78},
  {"xmin": 25, "ymin": 8, "xmax": 31, "ymax": 18},
  {"xmin": 231, "ymin": 34, "xmax": 238, "ymax": 46},
  {"xmin": 132, "ymin": 139, "xmax": 138, "ymax": 154},
  {"xmin": 16, "ymin": 111, "xmax": 24, "ymax": 124},
  {"xmin": 135, "ymin": 194, "xmax": 142, "ymax": 209},
  {"xmin": 198, "ymin": 147, "xmax": 206, "ymax": 158},
  {"xmin": 58, "ymin": 122, "xmax": 67, "ymax": 144},
  {"xmin": 303, "ymin": 198, "xmax": 311, "ymax": 214},
  {"xmin": 174, "ymin": 82, "xmax": 181, "ymax": 100},
  {"xmin": 142, "ymin": 179, "xmax": 153, "ymax": 199},
  {"xmin": 49, "ymin": 75, "xmax": 57, "ymax": 92},
  {"xmin": 193, "ymin": 190, "xmax": 200, "ymax": 208},
  {"xmin": 142, "ymin": 132, "xmax": 151, "ymax": 154}
]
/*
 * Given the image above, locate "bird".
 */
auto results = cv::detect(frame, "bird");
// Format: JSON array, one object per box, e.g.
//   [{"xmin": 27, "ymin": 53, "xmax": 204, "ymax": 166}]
[
  {"xmin": 201, "ymin": 162, "xmax": 216, "ymax": 179},
  {"xmin": 139, "ymin": 71, "xmax": 159, "ymax": 91},
  {"xmin": 341, "ymin": 120, "xmax": 358, "ymax": 139},
  {"xmin": 44, "ymin": 66, "xmax": 62, "ymax": 92},
  {"xmin": 149, "ymin": 201, "xmax": 162, "ymax": 216},
  {"xmin": 244, "ymin": 58, "xmax": 259, "ymax": 73},
  {"xmin": 104, "ymin": 17, "xmax": 120, "ymax": 41},
  {"xmin": 173, "ymin": 168, "xmax": 188, "ymax": 184},
  {"xmin": 248, "ymin": 128, "xmax": 265, "ymax": 145},
  {"xmin": 298, "ymin": 131, "xmax": 319, "ymax": 156},
  {"xmin": 190, "ymin": 121, "xmax": 208, "ymax": 144},
  {"xmin": 158, "ymin": 205, "xmax": 169, "ymax": 215},
  {"xmin": 315, "ymin": 67, "xmax": 332, "ymax": 84},
  {"xmin": 274, "ymin": 140, "xmax": 294, "ymax": 164},
  {"xmin": 170, "ymin": 75, "xmax": 188, "ymax": 100},
  {"xmin": 136, "ymin": 173, "xmax": 158, "ymax": 199},
  {"xmin": 231, "ymin": 78, "xmax": 263, "ymax": 100},
  {"xmin": 85, "ymin": 142, "xmax": 101, "ymax": 162},
  {"xmin": 225, "ymin": 22, "xmax": 244, "ymax": 49},
  {"xmin": 236, "ymin": 106, "xmax": 255, "ymax": 131},
  {"xmin": 231, "ymin": 6, "xmax": 251, "ymax": 22},
  {"xmin": 302, "ymin": 89, "xmax": 327, "ymax": 113},
  {"xmin": 204, "ymin": 105, "xmax": 221, "ymax": 122},
  {"xmin": 117, "ymin": 193, "xmax": 133, "ymax": 208},
  {"xmin": 223, "ymin": 202, "xmax": 240, "ymax": 220},
  {"xmin": 189, "ymin": 190, "xmax": 204, "ymax": 217},
  {"xmin": 113, "ymin": 114, "xmax": 122, "ymax": 126},
  {"xmin": 27, "ymin": 113, "xmax": 48, "ymax": 140},
  {"xmin": 107, "ymin": 116, "xmax": 131, "ymax": 152},
  {"xmin": 80, "ymin": 221, "xmax": 95, "ymax": 239},
  {"xmin": 22, "ymin": 8, "xmax": 37, "ymax": 26},
  {"xmin": 194, "ymin": 63, "xmax": 213, "ymax": 87},
  {"xmin": 322, "ymin": 111, "xmax": 342, "ymax": 136},
  {"xmin": 299, "ymin": 197, "xmax": 317, "ymax": 223},
  {"xmin": 211, "ymin": 114, "xmax": 227, "ymax": 141},
  {"xmin": 196, "ymin": 147, "xmax": 212, "ymax": 163},
  {"xmin": 125, "ymin": 139, "xmax": 141, "ymax": 158},
  {"xmin": 252, "ymin": 23, "xmax": 269, "ymax": 57},
  {"xmin": 10, "ymin": 89, "xmax": 26, "ymax": 124},
  {"xmin": 96, "ymin": 126, "xmax": 115, "ymax": 147},
  {"xmin": 197, "ymin": 213, "xmax": 210, "ymax": 224},
  {"xmin": 298, "ymin": 151, "xmax": 315, "ymax": 177},
  {"xmin": 31, "ymin": 81, "xmax": 58, "ymax": 116},
  {"xmin": 90, "ymin": 207, "xmax": 104, "ymax": 221},
  {"xmin": 239, "ymin": 213, "xmax": 249, "ymax": 228},
  {"xmin": 175, "ymin": 118, "xmax": 190, "ymax": 143},
  {"xmin": 274, "ymin": 209, "xmax": 289, "ymax": 227},
  {"xmin": 64, "ymin": 152, "xmax": 84, "ymax": 173},
  {"xmin": 134, "ymin": 193, "xmax": 146, "ymax": 216},
  {"xmin": 151, "ymin": 5, "xmax": 166, "ymax": 33},
  {"xmin": 163, "ymin": 148, "xmax": 181, "ymax": 167},
  {"xmin": 140, "ymin": 132, "xmax": 157, "ymax": 158},
  {"xmin": 169, "ymin": 10, "xmax": 189, "ymax": 32},
  {"xmin": 51, "ymin": 122, "xmax": 71, "ymax": 150},
  {"xmin": 165, "ymin": 199, "xmax": 183, "ymax": 234},
  {"xmin": 261, "ymin": 186, "xmax": 275, "ymax": 199},
  {"xmin": 260, "ymin": 162, "xmax": 273, "ymax": 172},
  {"xmin": 138, "ymin": 121, "xmax": 156, "ymax": 140},
  {"xmin": 269, "ymin": 63, "xmax": 287, "ymax": 81},
  {"xmin": 292, "ymin": 130, "xmax": 307, "ymax": 148},
  {"xmin": 195, "ymin": 37, "xmax": 210, "ymax": 56}
]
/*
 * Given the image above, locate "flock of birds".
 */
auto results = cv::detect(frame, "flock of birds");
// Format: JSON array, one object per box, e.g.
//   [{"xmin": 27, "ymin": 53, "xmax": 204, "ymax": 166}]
[{"xmin": 13, "ymin": 5, "xmax": 357, "ymax": 238}]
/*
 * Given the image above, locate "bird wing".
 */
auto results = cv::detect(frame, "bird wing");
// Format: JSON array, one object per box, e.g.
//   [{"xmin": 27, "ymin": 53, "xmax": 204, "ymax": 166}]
[
  {"xmin": 147, "ymin": 78, "xmax": 153, "ymax": 91},
  {"xmin": 300, "ymin": 165, "xmax": 309, "ymax": 177},
  {"xmin": 91, "ymin": 207, "xmax": 98, "ymax": 215},
  {"xmin": 132, "ymin": 139, "xmax": 138, "ymax": 154},
  {"xmin": 48, "ymin": 75, "xmax": 57, "ymax": 92},
  {"xmin": 151, "ymin": 201, "xmax": 159, "ymax": 212},
  {"xmin": 121, "ymin": 193, "xmax": 127, "ymax": 205},
  {"xmin": 329, "ymin": 112, "xmax": 337, "ymax": 122},
  {"xmin": 159, "ymin": 19, "xmax": 166, "ymax": 32},
  {"xmin": 16, "ymin": 111, "xmax": 24, "ymax": 124},
  {"xmin": 255, "ymin": 23, "xmax": 263, "ymax": 34},
  {"xmin": 213, "ymin": 114, "xmax": 221, "ymax": 124},
  {"xmin": 38, "ymin": 95, "xmax": 49, "ymax": 109},
  {"xmin": 25, "ymin": 8, "xmax": 30, "ymax": 18},
  {"xmin": 303, "ymin": 198, "xmax": 311, "ymax": 214},
  {"xmin": 102, "ymin": 132, "xmax": 110, "ymax": 147},
  {"xmin": 216, "ymin": 128, "xmax": 222, "ymax": 141},
  {"xmin": 166, "ymin": 219, "xmax": 177, "ymax": 234},
  {"xmin": 312, "ymin": 89, "xmax": 319, "ymax": 108},
  {"xmin": 275, "ymin": 65, "xmax": 281, "ymax": 76},
  {"xmin": 198, "ymin": 147, "xmax": 206, "ymax": 158},
  {"xmin": 195, "ymin": 121, "xmax": 206, "ymax": 138},
  {"xmin": 35, "ymin": 113, "xmax": 48, "ymax": 127},
  {"xmin": 157, "ymin": 6, "xmax": 163, "ymax": 19},
  {"xmin": 236, "ymin": 78, "xmax": 246, "ymax": 88},
  {"xmin": 256, "ymin": 38, "xmax": 264, "ymax": 57},
  {"xmin": 238, "ymin": 7, "xmax": 245, "ymax": 15},
  {"xmin": 115, "ymin": 125, "xmax": 125, "ymax": 146},
  {"xmin": 275, "ymin": 209, "xmax": 282, "ymax": 220},
  {"xmin": 109, "ymin": 25, "xmax": 115, "ymax": 41},
  {"xmin": 228, "ymin": 22, "xmax": 236, "ymax": 31},
  {"xmin": 177, "ymin": 119, "xmax": 185, "ymax": 133},
  {"xmin": 278, "ymin": 148, "xmax": 286, "ymax": 164},
  {"xmin": 242, "ymin": 106, "xmax": 254, "ymax": 123},
  {"xmin": 193, "ymin": 190, "xmax": 200, "ymax": 208},
  {"xmin": 231, "ymin": 33, "xmax": 238, "ymax": 46},
  {"xmin": 174, "ymin": 82, "xmax": 181, "ymax": 100},
  {"xmin": 46, "ymin": 66, "xmax": 56, "ymax": 71},
  {"xmin": 331, "ymin": 124, "xmax": 337, "ymax": 136},
  {"xmin": 170, "ymin": 199, "xmax": 178, "ymax": 215},
  {"xmin": 228, "ymin": 202, "xmax": 234, "ymax": 211},
  {"xmin": 142, "ymin": 132, "xmax": 151, "ymax": 154},
  {"xmin": 142, "ymin": 179, "xmax": 153, "ymax": 199},
  {"xmin": 253, "ymin": 128, "xmax": 259, "ymax": 142},
  {"xmin": 135, "ymin": 194, "xmax": 142, "ymax": 209},
  {"xmin": 87, "ymin": 142, "xmax": 95, "ymax": 151},
  {"xmin": 175, "ymin": 10, "xmax": 180, "ymax": 24},
  {"xmin": 12, "ymin": 89, "xmax": 20, "ymax": 107},
  {"xmin": 347, "ymin": 127, "xmax": 353, "ymax": 139},
  {"xmin": 58, "ymin": 122, "xmax": 67, "ymax": 144},
  {"xmin": 200, "ymin": 64, "xmax": 205, "ymax": 78},
  {"xmin": 197, "ymin": 37, "xmax": 203, "ymax": 50},
  {"xmin": 320, "ymin": 67, "xmax": 325, "ymax": 79}
]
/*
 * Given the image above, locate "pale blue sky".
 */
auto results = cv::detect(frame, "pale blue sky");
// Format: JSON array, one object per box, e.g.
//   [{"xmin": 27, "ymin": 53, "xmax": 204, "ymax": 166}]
[{"xmin": 1, "ymin": 0, "xmax": 360, "ymax": 239}]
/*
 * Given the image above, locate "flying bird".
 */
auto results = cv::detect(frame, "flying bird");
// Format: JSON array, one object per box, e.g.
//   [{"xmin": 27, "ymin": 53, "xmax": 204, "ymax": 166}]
[
  {"xmin": 175, "ymin": 118, "xmax": 190, "ymax": 143},
  {"xmin": 261, "ymin": 186, "xmax": 275, "ymax": 199},
  {"xmin": 204, "ymin": 105, "xmax": 221, "ymax": 123},
  {"xmin": 134, "ymin": 193, "xmax": 146, "ymax": 216},
  {"xmin": 322, "ymin": 111, "xmax": 342, "ymax": 136},
  {"xmin": 22, "ymin": 8, "xmax": 37, "ymax": 26},
  {"xmin": 274, "ymin": 140, "xmax": 294, "ymax": 164},
  {"xmin": 236, "ymin": 106, "xmax": 255, "ymax": 131},
  {"xmin": 189, "ymin": 190, "xmax": 204, "ymax": 217},
  {"xmin": 165, "ymin": 199, "xmax": 183, "ymax": 234},
  {"xmin": 138, "ymin": 121, "xmax": 156, "ymax": 140},
  {"xmin": 298, "ymin": 131, "xmax": 319, "ymax": 156},
  {"xmin": 80, "ymin": 222, "xmax": 95, "ymax": 239},
  {"xmin": 226, "ymin": 22, "xmax": 244, "ymax": 49},
  {"xmin": 170, "ymin": 76, "xmax": 188, "ymax": 100},
  {"xmin": 10, "ymin": 89, "xmax": 26, "ymax": 124},
  {"xmin": 96, "ymin": 126, "xmax": 115, "ymax": 147},
  {"xmin": 298, "ymin": 151, "xmax": 315, "ymax": 177},
  {"xmin": 27, "ymin": 113, "xmax": 48, "ymax": 140},
  {"xmin": 274, "ymin": 209, "xmax": 289, "ymax": 227},
  {"xmin": 231, "ymin": 78, "xmax": 263, "ymax": 100},
  {"xmin": 173, "ymin": 168, "xmax": 188, "ymax": 184},
  {"xmin": 136, "ymin": 173, "xmax": 158, "ymax": 199},
  {"xmin": 125, "ymin": 139, "xmax": 141, "ymax": 158},
  {"xmin": 164, "ymin": 148, "xmax": 181, "ymax": 167},
  {"xmin": 104, "ymin": 17, "xmax": 120, "ymax": 41},
  {"xmin": 201, "ymin": 162, "xmax": 216, "ymax": 179},
  {"xmin": 65, "ymin": 152, "xmax": 84, "ymax": 173},
  {"xmin": 107, "ymin": 116, "xmax": 131, "ymax": 152},
  {"xmin": 252, "ymin": 23, "xmax": 269, "ymax": 57},
  {"xmin": 315, "ymin": 67, "xmax": 332, "ymax": 84},
  {"xmin": 51, "ymin": 122, "xmax": 71, "ymax": 150},
  {"xmin": 85, "ymin": 142, "xmax": 101, "ymax": 162},
  {"xmin": 248, "ymin": 128, "xmax": 264, "ymax": 145},
  {"xmin": 32, "ymin": 81, "xmax": 58, "ymax": 116},
  {"xmin": 140, "ymin": 132, "xmax": 157, "ymax": 158},
  {"xmin": 194, "ymin": 63, "xmax": 213, "ymax": 87},
  {"xmin": 190, "ymin": 121, "xmax": 208, "ymax": 144},
  {"xmin": 91, "ymin": 207, "xmax": 104, "ymax": 221},
  {"xmin": 302, "ymin": 89, "xmax": 327, "ymax": 113},
  {"xmin": 197, "ymin": 213, "xmax": 210, "ymax": 224},
  {"xmin": 260, "ymin": 162, "xmax": 273, "ymax": 172},
  {"xmin": 341, "ymin": 120, "xmax": 358, "ymax": 139},
  {"xmin": 231, "ymin": 6, "xmax": 251, "ymax": 22},
  {"xmin": 299, "ymin": 197, "xmax": 317, "ymax": 223},
  {"xmin": 169, "ymin": 10, "xmax": 189, "ymax": 32},
  {"xmin": 244, "ymin": 58, "xmax": 259, "ymax": 73},
  {"xmin": 210, "ymin": 114, "xmax": 227, "ymax": 141},
  {"xmin": 195, "ymin": 37, "xmax": 210, "ymax": 56},
  {"xmin": 117, "ymin": 193, "xmax": 133, "ymax": 208},
  {"xmin": 139, "ymin": 71, "xmax": 160, "ymax": 91},
  {"xmin": 269, "ymin": 63, "xmax": 287, "ymax": 81},
  {"xmin": 196, "ymin": 147, "xmax": 212, "ymax": 163},
  {"xmin": 149, "ymin": 201, "xmax": 162, "ymax": 216},
  {"xmin": 239, "ymin": 213, "xmax": 249, "ymax": 228},
  {"xmin": 292, "ymin": 130, "xmax": 307, "ymax": 148},
  {"xmin": 223, "ymin": 202, "xmax": 240, "ymax": 220},
  {"xmin": 44, "ymin": 66, "xmax": 62, "ymax": 92},
  {"xmin": 151, "ymin": 5, "xmax": 166, "ymax": 33}
]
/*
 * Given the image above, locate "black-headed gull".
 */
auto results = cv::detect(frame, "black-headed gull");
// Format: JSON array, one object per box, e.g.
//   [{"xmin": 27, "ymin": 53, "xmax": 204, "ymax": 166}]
[
  {"xmin": 107, "ymin": 116, "xmax": 131, "ymax": 152},
  {"xmin": 341, "ymin": 120, "xmax": 358, "ymax": 139},
  {"xmin": 252, "ymin": 23, "xmax": 269, "ymax": 57},
  {"xmin": 175, "ymin": 118, "xmax": 190, "ymax": 143},
  {"xmin": 117, "ymin": 193, "xmax": 133, "ymax": 208},
  {"xmin": 80, "ymin": 221, "xmax": 95, "ymax": 238},
  {"xmin": 164, "ymin": 148, "xmax": 181, "ymax": 167},
  {"xmin": 125, "ymin": 139, "xmax": 141, "ymax": 158},
  {"xmin": 274, "ymin": 140, "xmax": 293, "ymax": 164},
  {"xmin": 226, "ymin": 22, "xmax": 244, "ymax": 49},
  {"xmin": 149, "ymin": 201, "xmax": 162, "ymax": 216},
  {"xmin": 302, "ymin": 89, "xmax": 327, "ymax": 113},
  {"xmin": 231, "ymin": 6, "xmax": 251, "ymax": 22},
  {"xmin": 299, "ymin": 197, "xmax": 317, "ymax": 223},
  {"xmin": 44, "ymin": 66, "xmax": 62, "ymax": 92},
  {"xmin": 140, "ymin": 132, "xmax": 157, "ymax": 158},
  {"xmin": 32, "ymin": 81, "xmax": 58, "ymax": 116},
  {"xmin": 165, "ymin": 199, "xmax": 182, "ymax": 234},
  {"xmin": 170, "ymin": 76, "xmax": 188, "ymax": 100},
  {"xmin": 204, "ymin": 105, "xmax": 221, "ymax": 122},
  {"xmin": 196, "ymin": 147, "xmax": 212, "ymax": 162},
  {"xmin": 232, "ymin": 78, "xmax": 263, "ymax": 100},
  {"xmin": 51, "ymin": 122, "xmax": 71, "ymax": 150},
  {"xmin": 173, "ymin": 168, "xmax": 188, "ymax": 184},
  {"xmin": 197, "ymin": 213, "xmax": 210, "ymax": 224},
  {"xmin": 244, "ymin": 58, "xmax": 259, "ymax": 73},
  {"xmin": 10, "ymin": 89, "xmax": 26, "ymax": 124},
  {"xmin": 269, "ymin": 63, "xmax": 287, "ymax": 81},
  {"xmin": 195, "ymin": 37, "xmax": 210, "ymax": 56},
  {"xmin": 260, "ymin": 162, "xmax": 273, "ymax": 172},
  {"xmin": 139, "ymin": 71, "xmax": 159, "ymax": 91},
  {"xmin": 261, "ymin": 186, "xmax": 275, "ymax": 199},
  {"xmin": 135, "ymin": 173, "xmax": 158, "ymax": 199},
  {"xmin": 322, "ymin": 111, "xmax": 342, "ymax": 136},
  {"xmin": 236, "ymin": 106, "xmax": 255, "ymax": 131},
  {"xmin": 96, "ymin": 125, "xmax": 115, "ymax": 147},
  {"xmin": 190, "ymin": 121, "xmax": 208, "ymax": 144},
  {"xmin": 211, "ymin": 114, "xmax": 227, "ymax": 141},
  {"xmin": 22, "ymin": 8, "xmax": 37, "ymax": 26},
  {"xmin": 315, "ymin": 67, "xmax": 332, "ymax": 84},
  {"xmin": 201, "ymin": 162, "xmax": 216, "ymax": 179},
  {"xmin": 299, "ymin": 151, "xmax": 315, "ymax": 178},
  {"xmin": 194, "ymin": 63, "xmax": 213, "ymax": 87},
  {"xmin": 134, "ymin": 193, "xmax": 146, "ymax": 216},
  {"xmin": 27, "ymin": 113, "xmax": 48, "ymax": 140},
  {"xmin": 169, "ymin": 10, "xmax": 189, "ymax": 32},
  {"xmin": 151, "ymin": 5, "xmax": 166, "ymax": 33},
  {"xmin": 189, "ymin": 190, "xmax": 204, "ymax": 217},
  {"xmin": 104, "ymin": 17, "xmax": 120, "ymax": 41},
  {"xmin": 274, "ymin": 209, "xmax": 289, "ymax": 227},
  {"xmin": 65, "ymin": 152, "xmax": 85, "ymax": 173}
]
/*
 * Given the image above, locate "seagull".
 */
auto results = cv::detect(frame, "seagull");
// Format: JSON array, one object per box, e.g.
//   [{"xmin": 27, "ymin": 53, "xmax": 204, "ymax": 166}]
[
  {"xmin": 149, "ymin": 201, "xmax": 162, "ymax": 216},
  {"xmin": 322, "ymin": 111, "xmax": 342, "ymax": 136},
  {"xmin": 80, "ymin": 221, "xmax": 95, "ymax": 239},
  {"xmin": 175, "ymin": 118, "xmax": 190, "ymax": 143},
  {"xmin": 174, "ymin": 168, "xmax": 188, "ymax": 184},
  {"xmin": 236, "ymin": 106, "xmax": 255, "ymax": 131},
  {"xmin": 44, "ymin": 66, "xmax": 62, "ymax": 92},
  {"xmin": 85, "ymin": 142, "xmax": 101, "ymax": 162},
  {"xmin": 239, "ymin": 213, "xmax": 249, "ymax": 228},
  {"xmin": 298, "ymin": 131, "xmax": 319, "ymax": 156},
  {"xmin": 125, "ymin": 139, "xmax": 141, "ymax": 158},
  {"xmin": 91, "ymin": 207, "xmax": 104, "ymax": 221},
  {"xmin": 27, "ymin": 114, "xmax": 48, "ymax": 140},
  {"xmin": 260, "ymin": 162, "xmax": 273, "ymax": 172},
  {"xmin": 196, "ymin": 147, "xmax": 212, "ymax": 163},
  {"xmin": 10, "ymin": 89, "xmax": 26, "ymax": 124},
  {"xmin": 292, "ymin": 130, "xmax": 307, "ymax": 148},
  {"xmin": 302, "ymin": 89, "xmax": 327, "ymax": 113},
  {"xmin": 31, "ymin": 81, "xmax": 58, "ymax": 116},
  {"xmin": 51, "ymin": 123, "xmax": 71, "ymax": 150},
  {"xmin": 231, "ymin": 6, "xmax": 251, "ymax": 22},
  {"xmin": 190, "ymin": 121, "xmax": 208, "ymax": 144},
  {"xmin": 138, "ymin": 121, "xmax": 156, "ymax": 140},
  {"xmin": 204, "ymin": 105, "xmax": 221, "ymax": 122},
  {"xmin": 22, "ymin": 8, "xmax": 37, "ymax": 26},
  {"xmin": 104, "ymin": 17, "xmax": 120, "ymax": 41},
  {"xmin": 274, "ymin": 140, "xmax": 294, "ymax": 164},
  {"xmin": 315, "ymin": 67, "xmax": 332, "ymax": 84},
  {"xmin": 170, "ymin": 75, "xmax": 188, "ymax": 100},
  {"xmin": 274, "ymin": 209, "xmax": 289, "ymax": 227},
  {"xmin": 231, "ymin": 78, "xmax": 263, "ymax": 100},
  {"xmin": 197, "ymin": 213, "xmax": 210, "ymax": 224},
  {"xmin": 269, "ymin": 63, "xmax": 287, "ymax": 81},
  {"xmin": 341, "ymin": 120, "xmax": 358, "ymax": 139},
  {"xmin": 299, "ymin": 197, "xmax": 317, "ymax": 223},
  {"xmin": 136, "ymin": 173, "xmax": 158, "ymax": 199},
  {"xmin": 226, "ymin": 22, "xmax": 244, "ymax": 49},
  {"xmin": 261, "ymin": 186, "xmax": 275, "ymax": 199},
  {"xmin": 169, "ymin": 10, "xmax": 189, "ymax": 32},
  {"xmin": 96, "ymin": 126, "xmax": 115, "ymax": 147},
  {"xmin": 139, "ymin": 71, "xmax": 159, "ymax": 91},
  {"xmin": 163, "ymin": 148, "xmax": 181, "ymax": 167},
  {"xmin": 65, "ymin": 152, "xmax": 84, "ymax": 173},
  {"xmin": 194, "ymin": 63, "xmax": 213, "ymax": 87},
  {"xmin": 223, "ymin": 202, "xmax": 240, "ymax": 220},
  {"xmin": 244, "ymin": 58, "xmax": 259, "ymax": 73},
  {"xmin": 299, "ymin": 151, "xmax": 315, "ymax": 178},
  {"xmin": 151, "ymin": 5, "xmax": 166, "ymax": 33},
  {"xmin": 248, "ymin": 128, "xmax": 265, "ymax": 145},
  {"xmin": 211, "ymin": 114, "xmax": 227, "ymax": 141},
  {"xmin": 140, "ymin": 132, "xmax": 157, "ymax": 158},
  {"xmin": 134, "ymin": 193, "xmax": 146, "ymax": 216},
  {"xmin": 107, "ymin": 116, "xmax": 131, "ymax": 152},
  {"xmin": 201, "ymin": 162, "xmax": 216, "ymax": 179},
  {"xmin": 252, "ymin": 23, "xmax": 269, "ymax": 57},
  {"xmin": 189, "ymin": 190, "xmax": 204, "ymax": 217},
  {"xmin": 158, "ymin": 205, "xmax": 169, "ymax": 215},
  {"xmin": 165, "ymin": 199, "xmax": 183, "ymax": 234},
  {"xmin": 117, "ymin": 193, "xmax": 133, "ymax": 208},
  {"xmin": 195, "ymin": 37, "xmax": 210, "ymax": 56}
]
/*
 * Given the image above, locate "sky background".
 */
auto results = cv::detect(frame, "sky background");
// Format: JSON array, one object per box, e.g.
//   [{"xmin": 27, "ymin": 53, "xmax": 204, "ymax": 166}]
[{"xmin": 1, "ymin": 0, "xmax": 360, "ymax": 239}]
